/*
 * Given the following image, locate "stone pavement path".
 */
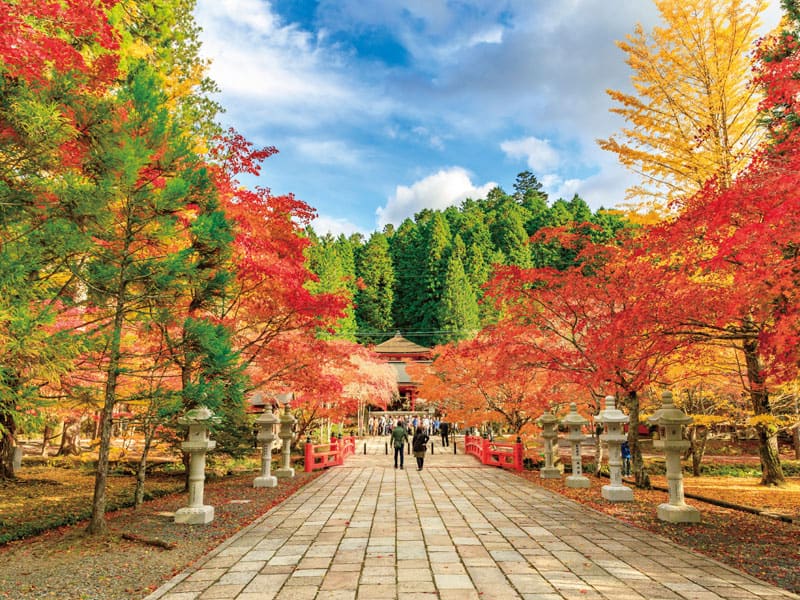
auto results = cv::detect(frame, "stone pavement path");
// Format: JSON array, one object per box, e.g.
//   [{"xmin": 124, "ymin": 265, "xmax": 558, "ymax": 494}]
[{"xmin": 146, "ymin": 437, "xmax": 798, "ymax": 600}]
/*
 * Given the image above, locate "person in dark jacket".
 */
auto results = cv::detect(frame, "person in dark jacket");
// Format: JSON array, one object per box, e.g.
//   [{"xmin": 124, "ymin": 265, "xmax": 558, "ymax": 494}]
[
  {"xmin": 621, "ymin": 440, "xmax": 631, "ymax": 477},
  {"xmin": 391, "ymin": 419, "xmax": 408, "ymax": 469},
  {"xmin": 439, "ymin": 420, "xmax": 450, "ymax": 447},
  {"xmin": 412, "ymin": 426, "xmax": 430, "ymax": 471}
]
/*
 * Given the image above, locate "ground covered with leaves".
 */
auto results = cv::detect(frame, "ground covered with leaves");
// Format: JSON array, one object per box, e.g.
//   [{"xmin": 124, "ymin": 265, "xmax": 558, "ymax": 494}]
[
  {"xmin": 519, "ymin": 470, "xmax": 800, "ymax": 594},
  {"xmin": 0, "ymin": 466, "xmax": 320, "ymax": 599}
]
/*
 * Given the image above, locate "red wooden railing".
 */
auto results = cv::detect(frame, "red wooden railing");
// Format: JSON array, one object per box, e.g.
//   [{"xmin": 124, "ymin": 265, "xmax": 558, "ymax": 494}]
[
  {"xmin": 464, "ymin": 435, "xmax": 523, "ymax": 472},
  {"xmin": 304, "ymin": 435, "xmax": 357, "ymax": 472}
]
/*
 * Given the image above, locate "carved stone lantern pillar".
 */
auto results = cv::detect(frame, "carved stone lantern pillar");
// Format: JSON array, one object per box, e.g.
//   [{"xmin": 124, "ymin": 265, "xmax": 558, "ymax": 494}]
[
  {"xmin": 597, "ymin": 396, "xmax": 633, "ymax": 502},
  {"xmin": 648, "ymin": 391, "xmax": 701, "ymax": 523},
  {"xmin": 275, "ymin": 393, "xmax": 296, "ymax": 479},
  {"xmin": 254, "ymin": 410, "xmax": 279, "ymax": 488},
  {"xmin": 537, "ymin": 411, "xmax": 561, "ymax": 479},
  {"xmin": 175, "ymin": 406, "xmax": 219, "ymax": 524},
  {"xmin": 562, "ymin": 403, "xmax": 589, "ymax": 488}
]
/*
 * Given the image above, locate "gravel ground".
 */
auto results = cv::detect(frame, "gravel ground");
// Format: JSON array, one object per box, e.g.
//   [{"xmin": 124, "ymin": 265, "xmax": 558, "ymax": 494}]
[{"xmin": 0, "ymin": 471, "xmax": 320, "ymax": 600}]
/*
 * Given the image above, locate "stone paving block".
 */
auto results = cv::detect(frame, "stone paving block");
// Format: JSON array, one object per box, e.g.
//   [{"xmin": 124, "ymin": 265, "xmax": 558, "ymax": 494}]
[
  {"xmin": 186, "ymin": 568, "xmax": 228, "ymax": 582},
  {"xmin": 320, "ymin": 569, "xmax": 360, "ymax": 590},
  {"xmin": 397, "ymin": 567, "xmax": 434, "ymax": 582},
  {"xmin": 198, "ymin": 583, "xmax": 245, "ymax": 598},
  {"xmin": 200, "ymin": 556, "xmax": 239, "ymax": 569},
  {"xmin": 241, "ymin": 573, "xmax": 290, "ymax": 593},
  {"xmin": 328, "ymin": 562, "xmax": 362, "ymax": 572},
  {"xmin": 217, "ymin": 571, "xmax": 257, "ymax": 585},
  {"xmin": 159, "ymin": 593, "xmax": 200, "ymax": 600},
  {"xmin": 274, "ymin": 584, "xmax": 317, "ymax": 599},
  {"xmin": 357, "ymin": 583, "xmax": 397, "ymax": 598},
  {"xmin": 438, "ymin": 590, "xmax": 482, "ymax": 600},
  {"xmin": 398, "ymin": 580, "xmax": 438, "ymax": 593},
  {"xmin": 228, "ymin": 560, "xmax": 265, "ymax": 573},
  {"xmin": 297, "ymin": 557, "xmax": 332, "ymax": 570},
  {"xmin": 434, "ymin": 573, "xmax": 476, "ymax": 590},
  {"xmin": 316, "ymin": 591, "xmax": 356, "ymax": 600},
  {"xmin": 238, "ymin": 594, "xmax": 278, "ymax": 600}
]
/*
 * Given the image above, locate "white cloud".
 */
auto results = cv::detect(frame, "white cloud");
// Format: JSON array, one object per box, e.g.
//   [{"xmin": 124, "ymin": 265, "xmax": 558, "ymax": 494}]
[
  {"xmin": 376, "ymin": 167, "xmax": 496, "ymax": 228},
  {"xmin": 311, "ymin": 214, "xmax": 367, "ymax": 237},
  {"xmin": 500, "ymin": 136, "xmax": 561, "ymax": 173},
  {"xmin": 194, "ymin": 0, "xmax": 386, "ymax": 129},
  {"xmin": 292, "ymin": 139, "xmax": 361, "ymax": 167}
]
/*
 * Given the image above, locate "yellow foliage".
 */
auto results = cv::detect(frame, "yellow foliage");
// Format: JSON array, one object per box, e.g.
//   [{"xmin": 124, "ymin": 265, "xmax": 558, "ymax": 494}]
[
  {"xmin": 598, "ymin": 0, "xmax": 769, "ymax": 212},
  {"xmin": 746, "ymin": 413, "xmax": 792, "ymax": 430}
]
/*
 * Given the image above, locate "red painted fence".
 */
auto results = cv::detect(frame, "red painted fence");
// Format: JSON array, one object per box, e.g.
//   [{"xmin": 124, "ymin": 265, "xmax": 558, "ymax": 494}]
[
  {"xmin": 464, "ymin": 435, "xmax": 524, "ymax": 472},
  {"xmin": 304, "ymin": 435, "xmax": 357, "ymax": 472}
]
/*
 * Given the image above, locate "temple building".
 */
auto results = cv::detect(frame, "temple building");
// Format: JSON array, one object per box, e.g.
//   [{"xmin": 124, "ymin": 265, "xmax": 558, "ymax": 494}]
[{"xmin": 372, "ymin": 333, "xmax": 432, "ymax": 411}]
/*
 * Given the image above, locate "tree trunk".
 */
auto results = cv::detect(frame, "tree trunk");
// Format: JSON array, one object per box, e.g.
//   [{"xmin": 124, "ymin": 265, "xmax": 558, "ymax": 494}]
[
  {"xmin": 624, "ymin": 390, "xmax": 651, "ymax": 489},
  {"xmin": 794, "ymin": 423, "xmax": 800, "ymax": 461},
  {"xmin": 593, "ymin": 421, "xmax": 604, "ymax": 476},
  {"xmin": 689, "ymin": 426, "xmax": 708, "ymax": 476},
  {"xmin": 41, "ymin": 424, "xmax": 52, "ymax": 456},
  {"xmin": 0, "ymin": 412, "xmax": 17, "ymax": 480},
  {"xmin": 743, "ymin": 339, "xmax": 785, "ymax": 486},
  {"xmin": 794, "ymin": 396, "xmax": 800, "ymax": 460},
  {"xmin": 57, "ymin": 420, "xmax": 82, "ymax": 456},
  {"xmin": 87, "ymin": 285, "xmax": 127, "ymax": 535}
]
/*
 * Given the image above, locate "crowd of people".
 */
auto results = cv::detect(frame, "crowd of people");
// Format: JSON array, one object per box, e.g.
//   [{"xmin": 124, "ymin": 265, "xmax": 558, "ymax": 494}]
[
  {"xmin": 367, "ymin": 414, "xmax": 450, "ymax": 438},
  {"xmin": 368, "ymin": 414, "xmax": 455, "ymax": 471}
]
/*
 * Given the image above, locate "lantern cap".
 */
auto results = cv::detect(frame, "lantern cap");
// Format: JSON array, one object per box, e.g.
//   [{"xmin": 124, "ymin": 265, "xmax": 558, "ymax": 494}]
[
  {"xmin": 179, "ymin": 406, "xmax": 219, "ymax": 425},
  {"xmin": 255, "ymin": 411, "xmax": 279, "ymax": 425},
  {"xmin": 562, "ymin": 403, "xmax": 589, "ymax": 427},
  {"xmin": 537, "ymin": 410, "xmax": 559, "ymax": 426},
  {"xmin": 596, "ymin": 395, "xmax": 629, "ymax": 424},
  {"xmin": 648, "ymin": 391, "xmax": 693, "ymax": 426}
]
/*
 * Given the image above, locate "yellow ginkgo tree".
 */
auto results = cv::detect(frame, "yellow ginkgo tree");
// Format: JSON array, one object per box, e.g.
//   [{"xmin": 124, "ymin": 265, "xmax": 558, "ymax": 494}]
[{"xmin": 598, "ymin": 0, "xmax": 770, "ymax": 213}]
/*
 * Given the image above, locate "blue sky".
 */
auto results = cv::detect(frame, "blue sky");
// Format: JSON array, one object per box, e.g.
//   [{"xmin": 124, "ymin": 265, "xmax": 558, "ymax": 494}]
[{"xmin": 193, "ymin": 0, "xmax": 782, "ymax": 236}]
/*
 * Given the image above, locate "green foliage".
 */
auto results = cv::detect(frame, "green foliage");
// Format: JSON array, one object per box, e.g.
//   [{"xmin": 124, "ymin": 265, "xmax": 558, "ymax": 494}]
[
  {"xmin": 354, "ymin": 232, "xmax": 395, "ymax": 336},
  {"xmin": 306, "ymin": 173, "xmax": 631, "ymax": 346}
]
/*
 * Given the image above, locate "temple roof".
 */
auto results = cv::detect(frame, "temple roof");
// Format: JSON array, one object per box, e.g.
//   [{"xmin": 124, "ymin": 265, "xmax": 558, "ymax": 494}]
[{"xmin": 373, "ymin": 333, "xmax": 431, "ymax": 355}]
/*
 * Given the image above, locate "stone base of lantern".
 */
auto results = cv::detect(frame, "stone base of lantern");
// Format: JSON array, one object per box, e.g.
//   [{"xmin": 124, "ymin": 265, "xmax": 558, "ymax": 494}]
[
  {"xmin": 601, "ymin": 484, "xmax": 634, "ymax": 502},
  {"xmin": 254, "ymin": 475, "xmax": 277, "ymax": 488},
  {"xmin": 174, "ymin": 505, "xmax": 215, "ymax": 524},
  {"xmin": 566, "ymin": 475, "xmax": 590, "ymax": 488},
  {"xmin": 275, "ymin": 467, "xmax": 295, "ymax": 479},
  {"xmin": 657, "ymin": 502, "xmax": 701, "ymax": 523},
  {"xmin": 540, "ymin": 467, "xmax": 561, "ymax": 479}
]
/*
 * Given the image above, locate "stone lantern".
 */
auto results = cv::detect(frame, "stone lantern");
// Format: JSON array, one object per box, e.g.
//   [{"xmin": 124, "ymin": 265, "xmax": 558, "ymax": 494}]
[
  {"xmin": 562, "ymin": 403, "xmax": 589, "ymax": 488},
  {"xmin": 275, "ymin": 393, "xmax": 296, "ymax": 478},
  {"xmin": 537, "ymin": 410, "xmax": 561, "ymax": 479},
  {"xmin": 175, "ymin": 406, "xmax": 219, "ymax": 524},
  {"xmin": 648, "ymin": 390, "xmax": 701, "ymax": 523},
  {"xmin": 596, "ymin": 396, "xmax": 633, "ymax": 502},
  {"xmin": 254, "ymin": 410, "xmax": 279, "ymax": 488}
]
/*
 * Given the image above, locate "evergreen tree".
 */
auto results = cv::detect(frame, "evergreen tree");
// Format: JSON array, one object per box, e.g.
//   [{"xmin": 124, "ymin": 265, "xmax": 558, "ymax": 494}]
[
  {"xmin": 436, "ymin": 237, "xmax": 480, "ymax": 344},
  {"xmin": 390, "ymin": 218, "xmax": 425, "ymax": 336},
  {"xmin": 305, "ymin": 233, "xmax": 358, "ymax": 339},
  {"xmin": 491, "ymin": 201, "xmax": 532, "ymax": 268},
  {"xmin": 355, "ymin": 233, "xmax": 394, "ymax": 341},
  {"xmin": 416, "ymin": 213, "xmax": 452, "ymax": 343}
]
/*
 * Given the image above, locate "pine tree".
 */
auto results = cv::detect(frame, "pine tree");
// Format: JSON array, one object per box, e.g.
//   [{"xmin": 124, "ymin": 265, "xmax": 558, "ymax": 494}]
[
  {"xmin": 437, "ymin": 237, "xmax": 480, "ymax": 344},
  {"xmin": 355, "ymin": 233, "xmax": 394, "ymax": 340}
]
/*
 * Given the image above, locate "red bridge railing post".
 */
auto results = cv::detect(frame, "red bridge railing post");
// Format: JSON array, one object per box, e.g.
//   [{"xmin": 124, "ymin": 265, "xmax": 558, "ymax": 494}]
[{"xmin": 304, "ymin": 436, "xmax": 313, "ymax": 473}]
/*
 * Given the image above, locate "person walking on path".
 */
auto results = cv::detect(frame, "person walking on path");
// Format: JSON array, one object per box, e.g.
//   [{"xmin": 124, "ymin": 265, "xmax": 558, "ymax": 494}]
[
  {"xmin": 391, "ymin": 419, "xmax": 408, "ymax": 469},
  {"xmin": 412, "ymin": 426, "xmax": 430, "ymax": 471},
  {"xmin": 439, "ymin": 420, "xmax": 450, "ymax": 447}
]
